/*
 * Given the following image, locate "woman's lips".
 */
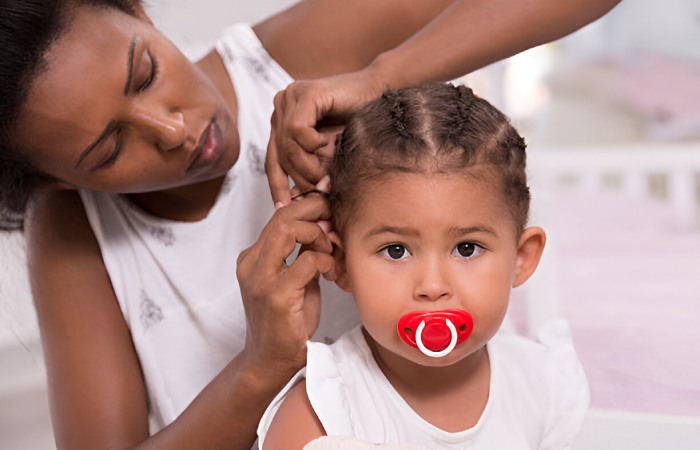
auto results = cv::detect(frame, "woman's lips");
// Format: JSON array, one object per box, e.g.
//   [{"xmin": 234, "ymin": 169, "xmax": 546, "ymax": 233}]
[{"xmin": 187, "ymin": 120, "xmax": 223, "ymax": 171}]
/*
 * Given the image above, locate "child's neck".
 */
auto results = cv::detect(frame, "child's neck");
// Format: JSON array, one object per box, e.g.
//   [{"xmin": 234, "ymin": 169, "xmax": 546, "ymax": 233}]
[{"xmin": 363, "ymin": 327, "xmax": 491, "ymax": 433}]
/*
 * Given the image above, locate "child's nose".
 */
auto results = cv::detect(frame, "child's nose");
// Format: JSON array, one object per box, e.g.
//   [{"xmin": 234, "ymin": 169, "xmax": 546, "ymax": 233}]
[{"xmin": 412, "ymin": 260, "xmax": 452, "ymax": 302}]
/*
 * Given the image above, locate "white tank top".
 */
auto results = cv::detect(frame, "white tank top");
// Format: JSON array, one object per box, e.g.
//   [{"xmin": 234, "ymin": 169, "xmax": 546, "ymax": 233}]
[
  {"xmin": 79, "ymin": 24, "xmax": 360, "ymax": 429},
  {"xmin": 259, "ymin": 321, "xmax": 589, "ymax": 449}
]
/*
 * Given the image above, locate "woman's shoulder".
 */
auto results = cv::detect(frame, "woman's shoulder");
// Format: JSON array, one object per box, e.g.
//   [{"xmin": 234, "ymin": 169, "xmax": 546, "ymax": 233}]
[
  {"xmin": 252, "ymin": 0, "xmax": 453, "ymax": 80},
  {"xmin": 24, "ymin": 189, "xmax": 94, "ymax": 245}
]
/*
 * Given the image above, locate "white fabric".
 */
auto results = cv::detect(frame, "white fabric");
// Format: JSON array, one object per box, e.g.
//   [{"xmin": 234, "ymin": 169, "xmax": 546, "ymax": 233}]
[
  {"xmin": 304, "ymin": 436, "xmax": 433, "ymax": 450},
  {"xmin": 79, "ymin": 23, "xmax": 359, "ymax": 430},
  {"xmin": 259, "ymin": 320, "xmax": 589, "ymax": 449}
]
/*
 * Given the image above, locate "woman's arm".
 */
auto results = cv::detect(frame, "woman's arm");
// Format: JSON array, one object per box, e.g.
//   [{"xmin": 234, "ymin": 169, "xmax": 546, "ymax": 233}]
[
  {"xmin": 262, "ymin": 0, "xmax": 623, "ymax": 204},
  {"xmin": 262, "ymin": 380, "xmax": 325, "ymax": 450},
  {"xmin": 366, "ymin": 0, "xmax": 622, "ymax": 88},
  {"xmin": 25, "ymin": 190, "xmax": 334, "ymax": 449}
]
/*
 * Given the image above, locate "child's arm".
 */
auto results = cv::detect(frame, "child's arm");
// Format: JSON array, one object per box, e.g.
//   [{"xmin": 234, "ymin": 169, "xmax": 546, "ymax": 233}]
[{"xmin": 262, "ymin": 379, "xmax": 325, "ymax": 450}]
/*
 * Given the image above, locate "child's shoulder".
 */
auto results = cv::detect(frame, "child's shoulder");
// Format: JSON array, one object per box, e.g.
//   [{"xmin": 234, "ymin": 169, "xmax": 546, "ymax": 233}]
[
  {"xmin": 489, "ymin": 319, "xmax": 590, "ymax": 440},
  {"xmin": 492, "ymin": 319, "xmax": 578, "ymax": 358},
  {"xmin": 491, "ymin": 319, "xmax": 586, "ymax": 383}
]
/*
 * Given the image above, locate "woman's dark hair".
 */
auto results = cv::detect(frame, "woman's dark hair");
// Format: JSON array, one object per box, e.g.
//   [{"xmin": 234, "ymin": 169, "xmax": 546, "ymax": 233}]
[
  {"xmin": 0, "ymin": 0, "xmax": 141, "ymax": 229},
  {"xmin": 330, "ymin": 82, "xmax": 530, "ymax": 235}
]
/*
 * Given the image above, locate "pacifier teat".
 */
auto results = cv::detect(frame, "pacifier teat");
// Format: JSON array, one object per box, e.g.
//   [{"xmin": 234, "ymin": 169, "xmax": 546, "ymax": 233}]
[{"xmin": 397, "ymin": 309, "xmax": 473, "ymax": 358}]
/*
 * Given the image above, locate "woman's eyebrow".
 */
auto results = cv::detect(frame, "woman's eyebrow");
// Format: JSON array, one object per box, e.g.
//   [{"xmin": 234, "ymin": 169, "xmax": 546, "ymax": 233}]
[
  {"xmin": 123, "ymin": 34, "xmax": 137, "ymax": 95},
  {"xmin": 73, "ymin": 120, "xmax": 117, "ymax": 168}
]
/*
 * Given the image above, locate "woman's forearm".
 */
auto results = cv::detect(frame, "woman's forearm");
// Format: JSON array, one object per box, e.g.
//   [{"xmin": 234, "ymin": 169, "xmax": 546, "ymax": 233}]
[
  {"xmin": 145, "ymin": 351, "xmax": 297, "ymax": 450},
  {"xmin": 369, "ymin": 0, "xmax": 622, "ymax": 88}
]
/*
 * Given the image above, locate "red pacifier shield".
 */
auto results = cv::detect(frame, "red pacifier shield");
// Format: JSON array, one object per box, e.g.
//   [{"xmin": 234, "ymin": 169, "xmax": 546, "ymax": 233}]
[{"xmin": 397, "ymin": 309, "xmax": 473, "ymax": 357}]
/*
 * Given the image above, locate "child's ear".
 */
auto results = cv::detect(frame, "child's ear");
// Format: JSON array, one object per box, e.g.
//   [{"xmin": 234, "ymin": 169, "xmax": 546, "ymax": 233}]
[
  {"xmin": 328, "ymin": 231, "xmax": 351, "ymax": 292},
  {"xmin": 512, "ymin": 226, "xmax": 546, "ymax": 288}
]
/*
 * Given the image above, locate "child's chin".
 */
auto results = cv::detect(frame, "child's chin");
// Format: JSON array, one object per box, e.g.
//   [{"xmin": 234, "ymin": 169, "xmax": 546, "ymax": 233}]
[{"xmin": 402, "ymin": 346, "xmax": 472, "ymax": 367}]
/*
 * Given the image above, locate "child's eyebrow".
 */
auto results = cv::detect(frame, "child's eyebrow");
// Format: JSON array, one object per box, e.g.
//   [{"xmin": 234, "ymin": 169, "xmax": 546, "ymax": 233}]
[
  {"xmin": 362, "ymin": 225, "xmax": 498, "ymax": 240},
  {"xmin": 291, "ymin": 189, "xmax": 331, "ymax": 201},
  {"xmin": 450, "ymin": 226, "xmax": 498, "ymax": 236},
  {"xmin": 363, "ymin": 226, "xmax": 420, "ymax": 239}
]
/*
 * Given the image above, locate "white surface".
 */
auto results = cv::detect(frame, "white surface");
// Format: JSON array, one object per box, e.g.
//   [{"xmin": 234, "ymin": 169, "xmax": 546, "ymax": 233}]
[
  {"xmin": 574, "ymin": 408, "xmax": 700, "ymax": 450},
  {"xmin": 145, "ymin": 0, "xmax": 297, "ymax": 59}
]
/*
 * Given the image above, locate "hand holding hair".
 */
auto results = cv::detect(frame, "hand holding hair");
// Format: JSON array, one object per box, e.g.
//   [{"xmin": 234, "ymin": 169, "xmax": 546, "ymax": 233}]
[
  {"xmin": 236, "ymin": 194, "xmax": 335, "ymax": 371},
  {"xmin": 266, "ymin": 69, "xmax": 385, "ymax": 206}
]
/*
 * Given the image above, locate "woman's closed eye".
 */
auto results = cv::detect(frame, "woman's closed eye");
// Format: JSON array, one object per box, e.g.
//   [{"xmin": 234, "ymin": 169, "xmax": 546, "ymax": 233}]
[
  {"xmin": 137, "ymin": 50, "xmax": 158, "ymax": 92},
  {"xmin": 453, "ymin": 242, "xmax": 483, "ymax": 259},
  {"xmin": 381, "ymin": 244, "xmax": 411, "ymax": 261},
  {"xmin": 96, "ymin": 132, "xmax": 122, "ymax": 169}
]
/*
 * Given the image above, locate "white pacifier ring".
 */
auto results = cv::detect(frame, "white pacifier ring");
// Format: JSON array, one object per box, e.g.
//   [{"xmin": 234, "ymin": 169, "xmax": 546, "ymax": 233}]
[{"xmin": 415, "ymin": 318, "xmax": 458, "ymax": 358}]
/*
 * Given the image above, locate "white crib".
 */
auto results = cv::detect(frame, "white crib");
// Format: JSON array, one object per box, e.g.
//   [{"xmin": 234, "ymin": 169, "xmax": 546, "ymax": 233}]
[{"xmin": 524, "ymin": 141, "xmax": 700, "ymax": 449}]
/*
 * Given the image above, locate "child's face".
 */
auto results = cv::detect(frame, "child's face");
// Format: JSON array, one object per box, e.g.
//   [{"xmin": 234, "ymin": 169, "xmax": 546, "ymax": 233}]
[{"xmin": 335, "ymin": 170, "xmax": 543, "ymax": 367}]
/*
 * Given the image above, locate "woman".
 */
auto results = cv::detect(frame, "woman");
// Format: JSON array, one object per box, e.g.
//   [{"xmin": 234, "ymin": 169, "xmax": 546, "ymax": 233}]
[{"xmin": 0, "ymin": 0, "xmax": 620, "ymax": 448}]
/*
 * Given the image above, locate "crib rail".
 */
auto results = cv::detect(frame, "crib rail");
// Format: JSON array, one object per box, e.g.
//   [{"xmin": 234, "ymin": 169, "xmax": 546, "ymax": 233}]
[
  {"xmin": 527, "ymin": 142, "xmax": 700, "ymax": 229},
  {"xmin": 520, "ymin": 141, "xmax": 700, "ymax": 335}
]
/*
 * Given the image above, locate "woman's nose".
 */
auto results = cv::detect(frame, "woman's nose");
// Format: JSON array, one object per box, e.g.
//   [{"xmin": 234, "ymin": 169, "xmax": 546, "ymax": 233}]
[
  {"xmin": 413, "ymin": 260, "xmax": 452, "ymax": 302},
  {"xmin": 132, "ymin": 106, "xmax": 187, "ymax": 152}
]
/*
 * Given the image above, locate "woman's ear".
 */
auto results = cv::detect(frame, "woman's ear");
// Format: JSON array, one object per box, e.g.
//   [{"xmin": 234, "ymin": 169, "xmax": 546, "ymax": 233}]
[
  {"xmin": 42, "ymin": 179, "xmax": 78, "ymax": 191},
  {"xmin": 328, "ymin": 231, "xmax": 351, "ymax": 292},
  {"xmin": 512, "ymin": 226, "xmax": 546, "ymax": 288}
]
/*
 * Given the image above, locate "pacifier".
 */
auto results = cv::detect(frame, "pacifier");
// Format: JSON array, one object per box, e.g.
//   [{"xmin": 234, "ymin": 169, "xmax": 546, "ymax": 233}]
[{"xmin": 397, "ymin": 309, "xmax": 473, "ymax": 358}]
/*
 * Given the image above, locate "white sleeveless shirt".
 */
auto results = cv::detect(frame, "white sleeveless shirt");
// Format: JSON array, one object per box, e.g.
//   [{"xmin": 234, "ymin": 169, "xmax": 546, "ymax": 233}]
[
  {"xmin": 259, "ymin": 321, "xmax": 589, "ymax": 449},
  {"xmin": 79, "ymin": 24, "xmax": 359, "ymax": 429}
]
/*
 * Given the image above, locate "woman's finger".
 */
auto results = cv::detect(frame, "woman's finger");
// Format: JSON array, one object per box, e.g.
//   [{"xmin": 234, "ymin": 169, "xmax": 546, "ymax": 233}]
[
  {"xmin": 267, "ymin": 85, "xmax": 330, "ymax": 205},
  {"xmin": 266, "ymin": 124, "xmax": 293, "ymax": 206},
  {"xmin": 256, "ymin": 196, "xmax": 332, "ymax": 267}
]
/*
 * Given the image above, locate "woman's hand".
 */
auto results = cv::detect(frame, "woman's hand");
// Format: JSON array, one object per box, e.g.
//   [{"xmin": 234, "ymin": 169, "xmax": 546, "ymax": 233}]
[
  {"xmin": 236, "ymin": 193, "xmax": 335, "ymax": 374},
  {"xmin": 266, "ymin": 69, "xmax": 385, "ymax": 206}
]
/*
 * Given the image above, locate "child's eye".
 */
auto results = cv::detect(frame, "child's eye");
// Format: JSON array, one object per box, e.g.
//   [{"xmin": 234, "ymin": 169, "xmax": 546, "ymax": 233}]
[
  {"xmin": 454, "ymin": 242, "xmax": 482, "ymax": 259},
  {"xmin": 382, "ymin": 244, "xmax": 410, "ymax": 261}
]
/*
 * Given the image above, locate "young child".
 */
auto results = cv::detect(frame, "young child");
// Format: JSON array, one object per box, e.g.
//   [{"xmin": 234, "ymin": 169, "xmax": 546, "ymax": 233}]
[{"xmin": 258, "ymin": 83, "xmax": 589, "ymax": 449}]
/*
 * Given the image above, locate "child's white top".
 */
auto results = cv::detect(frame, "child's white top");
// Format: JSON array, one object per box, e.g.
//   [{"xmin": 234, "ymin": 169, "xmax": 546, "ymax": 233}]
[
  {"xmin": 78, "ymin": 23, "xmax": 359, "ymax": 430},
  {"xmin": 259, "ymin": 320, "xmax": 589, "ymax": 449}
]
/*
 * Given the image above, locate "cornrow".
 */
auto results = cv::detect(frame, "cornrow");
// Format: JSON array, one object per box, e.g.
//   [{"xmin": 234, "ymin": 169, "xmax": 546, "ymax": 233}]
[
  {"xmin": 330, "ymin": 82, "xmax": 531, "ymax": 235},
  {"xmin": 444, "ymin": 84, "xmax": 477, "ymax": 149},
  {"xmin": 383, "ymin": 90, "xmax": 412, "ymax": 140},
  {"xmin": 454, "ymin": 85, "xmax": 476, "ymax": 123}
]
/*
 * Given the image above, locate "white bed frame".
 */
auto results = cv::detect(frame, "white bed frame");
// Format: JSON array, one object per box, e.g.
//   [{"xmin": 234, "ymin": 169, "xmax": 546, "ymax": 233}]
[
  {"xmin": 524, "ymin": 141, "xmax": 700, "ymax": 334},
  {"xmin": 525, "ymin": 141, "xmax": 700, "ymax": 449}
]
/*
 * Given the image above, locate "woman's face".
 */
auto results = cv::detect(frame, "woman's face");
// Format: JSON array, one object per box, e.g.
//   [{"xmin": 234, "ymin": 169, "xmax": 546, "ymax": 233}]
[{"xmin": 14, "ymin": 3, "xmax": 238, "ymax": 194}]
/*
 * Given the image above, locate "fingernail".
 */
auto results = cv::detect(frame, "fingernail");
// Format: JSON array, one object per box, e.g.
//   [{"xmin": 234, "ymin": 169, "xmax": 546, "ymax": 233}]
[
  {"xmin": 274, "ymin": 202, "xmax": 285, "ymax": 210},
  {"xmin": 316, "ymin": 219, "xmax": 332, "ymax": 234},
  {"xmin": 315, "ymin": 175, "xmax": 331, "ymax": 193}
]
